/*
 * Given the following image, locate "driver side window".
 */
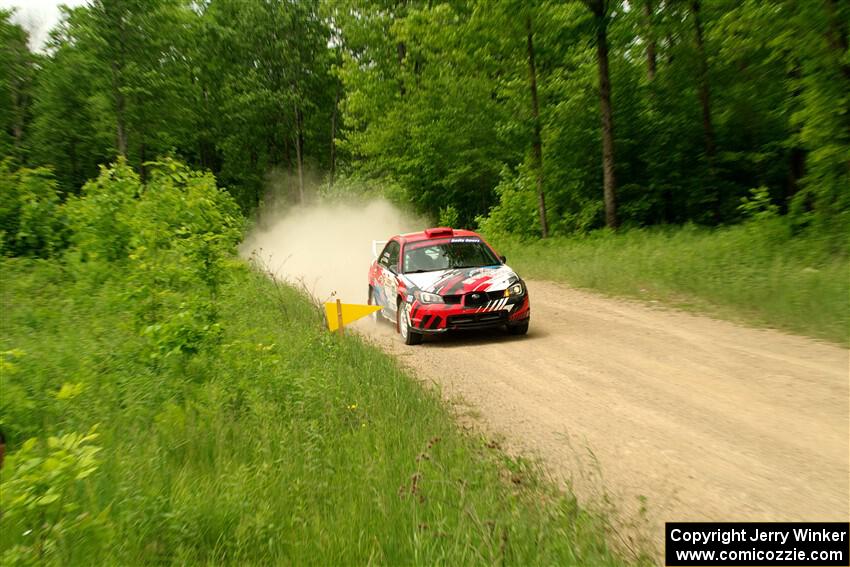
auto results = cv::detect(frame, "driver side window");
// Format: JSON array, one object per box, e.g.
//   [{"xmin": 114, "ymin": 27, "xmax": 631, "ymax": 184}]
[{"xmin": 379, "ymin": 240, "xmax": 400, "ymax": 270}]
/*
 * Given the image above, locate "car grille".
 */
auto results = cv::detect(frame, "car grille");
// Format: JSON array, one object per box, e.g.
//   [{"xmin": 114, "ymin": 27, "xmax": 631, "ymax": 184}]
[{"xmin": 446, "ymin": 311, "xmax": 508, "ymax": 329}]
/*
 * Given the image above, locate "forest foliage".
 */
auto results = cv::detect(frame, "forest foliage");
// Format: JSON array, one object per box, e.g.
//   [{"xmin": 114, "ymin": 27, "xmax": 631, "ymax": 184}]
[{"xmin": 1, "ymin": 0, "xmax": 848, "ymax": 237}]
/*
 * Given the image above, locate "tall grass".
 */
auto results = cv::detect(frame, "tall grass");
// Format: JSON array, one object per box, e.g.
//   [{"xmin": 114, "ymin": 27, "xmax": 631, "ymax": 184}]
[
  {"xmin": 0, "ymin": 258, "xmax": 635, "ymax": 565},
  {"xmin": 490, "ymin": 220, "xmax": 848, "ymax": 344}
]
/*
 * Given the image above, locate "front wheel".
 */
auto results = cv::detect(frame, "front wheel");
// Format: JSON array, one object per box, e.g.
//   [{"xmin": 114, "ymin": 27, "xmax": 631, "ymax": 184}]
[
  {"xmin": 368, "ymin": 287, "xmax": 381, "ymax": 323},
  {"xmin": 398, "ymin": 303, "xmax": 423, "ymax": 345},
  {"xmin": 507, "ymin": 320, "xmax": 529, "ymax": 336}
]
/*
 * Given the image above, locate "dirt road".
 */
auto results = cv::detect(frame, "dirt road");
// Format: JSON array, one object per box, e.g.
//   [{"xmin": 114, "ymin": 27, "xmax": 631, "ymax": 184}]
[
  {"xmin": 242, "ymin": 204, "xmax": 848, "ymax": 556},
  {"xmin": 360, "ymin": 280, "xmax": 850, "ymax": 552}
]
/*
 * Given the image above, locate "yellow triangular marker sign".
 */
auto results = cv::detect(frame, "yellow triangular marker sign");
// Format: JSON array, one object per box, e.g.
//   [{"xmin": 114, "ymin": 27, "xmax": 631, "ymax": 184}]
[{"xmin": 324, "ymin": 302, "xmax": 382, "ymax": 332}]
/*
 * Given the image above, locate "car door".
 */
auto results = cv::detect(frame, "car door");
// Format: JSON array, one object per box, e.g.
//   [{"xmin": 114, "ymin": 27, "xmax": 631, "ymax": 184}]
[{"xmin": 375, "ymin": 239, "xmax": 401, "ymax": 317}]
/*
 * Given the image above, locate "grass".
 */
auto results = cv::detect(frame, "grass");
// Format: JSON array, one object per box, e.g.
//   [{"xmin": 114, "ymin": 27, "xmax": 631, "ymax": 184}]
[
  {"xmin": 489, "ymin": 220, "xmax": 849, "ymax": 345},
  {"xmin": 0, "ymin": 257, "xmax": 636, "ymax": 566}
]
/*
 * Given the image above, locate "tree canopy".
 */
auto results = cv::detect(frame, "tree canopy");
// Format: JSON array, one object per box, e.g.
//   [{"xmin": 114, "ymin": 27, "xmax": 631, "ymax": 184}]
[{"xmin": 1, "ymin": 0, "xmax": 847, "ymax": 236}]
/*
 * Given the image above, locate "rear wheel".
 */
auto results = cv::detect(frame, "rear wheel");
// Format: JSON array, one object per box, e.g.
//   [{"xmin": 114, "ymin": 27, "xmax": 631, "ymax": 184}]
[
  {"xmin": 507, "ymin": 320, "xmax": 529, "ymax": 336},
  {"xmin": 398, "ymin": 302, "xmax": 423, "ymax": 345}
]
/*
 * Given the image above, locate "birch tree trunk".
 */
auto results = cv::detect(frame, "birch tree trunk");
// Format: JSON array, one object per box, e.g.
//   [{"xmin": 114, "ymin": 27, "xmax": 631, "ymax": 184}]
[
  {"xmin": 642, "ymin": 0, "xmax": 657, "ymax": 82},
  {"xmin": 691, "ymin": 0, "xmax": 716, "ymax": 159},
  {"xmin": 587, "ymin": 0, "xmax": 619, "ymax": 229},
  {"xmin": 525, "ymin": 14, "xmax": 549, "ymax": 238},
  {"xmin": 294, "ymin": 104, "xmax": 305, "ymax": 203}
]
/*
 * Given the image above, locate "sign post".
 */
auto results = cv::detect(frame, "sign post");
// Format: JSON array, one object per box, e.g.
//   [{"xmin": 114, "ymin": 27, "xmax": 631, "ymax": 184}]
[
  {"xmin": 324, "ymin": 301, "xmax": 382, "ymax": 333},
  {"xmin": 336, "ymin": 299, "xmax": 345, "ymax": 336}
]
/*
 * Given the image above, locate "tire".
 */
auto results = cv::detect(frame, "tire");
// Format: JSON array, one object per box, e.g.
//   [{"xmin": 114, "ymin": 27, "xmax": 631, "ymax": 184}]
[
  {"xmin": 367, "ymin": 287, "xmax": 380, "ymax": 323},
  {"xmin": 507, "ymin": 320, "xmax": 529, "ymax": 336},
  {"xmin": 397, "ymin": 301, "xmax": 423, "ymax": 345}
]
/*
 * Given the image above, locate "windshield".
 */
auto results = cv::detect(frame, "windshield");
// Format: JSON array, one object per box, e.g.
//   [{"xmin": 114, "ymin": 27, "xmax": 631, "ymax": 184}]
[{"xmin": 403, "ymin": 239, "xmax": 501, "ymax": 273}]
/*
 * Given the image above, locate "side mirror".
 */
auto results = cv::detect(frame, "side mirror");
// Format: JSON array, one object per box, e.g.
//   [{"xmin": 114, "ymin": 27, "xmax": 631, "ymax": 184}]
[{"xmin": 499, "ymin": 255, "xmax": 507, "ymax": 263}]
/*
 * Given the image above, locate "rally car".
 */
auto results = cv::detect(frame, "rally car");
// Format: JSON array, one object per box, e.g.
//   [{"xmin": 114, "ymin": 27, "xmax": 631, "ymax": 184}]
[{"xmin": 368, "ymin": 227, "xmax": 530, "ymax": 345}]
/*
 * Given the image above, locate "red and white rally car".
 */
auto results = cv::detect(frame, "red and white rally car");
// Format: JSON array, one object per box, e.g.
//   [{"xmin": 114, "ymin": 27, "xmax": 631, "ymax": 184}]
[{"xmin": 368, "ymin": 227, "xmax": 530, "ymax": 345}]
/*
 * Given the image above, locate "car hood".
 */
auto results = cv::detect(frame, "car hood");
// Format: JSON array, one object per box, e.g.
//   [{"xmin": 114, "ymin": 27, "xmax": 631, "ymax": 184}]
[{"xmin": 401, "ymin": 265, "xmax": 520, "ymax": 295}]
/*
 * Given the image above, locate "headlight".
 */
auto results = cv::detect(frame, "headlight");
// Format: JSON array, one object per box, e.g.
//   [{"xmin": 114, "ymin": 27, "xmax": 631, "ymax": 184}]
[
  {"xmin": 415, "ymin": 290, "xmax": 444, "ymax": 304},
  {"xmin": 506, "ymin": 282, "xmax": 524, "ymax": 297}
]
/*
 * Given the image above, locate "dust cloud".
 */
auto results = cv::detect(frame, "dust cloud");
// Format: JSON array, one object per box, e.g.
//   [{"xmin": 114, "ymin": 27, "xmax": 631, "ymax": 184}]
[{"xmin": 239, "ymin": 199, "xmax": 425, "ymax": 304}]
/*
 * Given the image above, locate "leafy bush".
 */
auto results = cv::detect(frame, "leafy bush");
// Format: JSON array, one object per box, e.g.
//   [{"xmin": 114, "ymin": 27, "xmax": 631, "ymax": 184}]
[
  {"xmin": 141, "ymin": 300, "xmax": 223, "ymax": 360},
  {"xmin": 62, "ymin": 159, "xmax": 244, "ymax": 362},
  {"xmin": 0, "ymin": 160, "xmax": 66, "ymax": 258},
  {"xmin": 1, "ymin": 429, "xmax": 103, "ymax": 565},
  {"xmin": 1, "ymin": 159, "xmax": 250, "ymax": 564},
  {"xmin": 130, "ymin": 158, "xmax": 243, "ymax": 293},
  {"xmin": 738, "ymin": 186, "xmax": 779, "ymax": 221},
  {"xmin": 64, "ymin": 159, "xmax": 141, "ymax": 264},
  {"xmin": 476, "ymin": 166, "xmax": 540, "ymax": 238},
  {"xmin": 437, "ymin": 204, "xmax": 459, "ymax": 228}
]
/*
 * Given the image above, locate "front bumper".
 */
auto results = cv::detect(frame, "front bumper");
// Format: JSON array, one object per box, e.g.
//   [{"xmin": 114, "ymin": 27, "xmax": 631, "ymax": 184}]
[{"xmin": 406, "ymin": 294, "xmax": 530, "ymax": 333}]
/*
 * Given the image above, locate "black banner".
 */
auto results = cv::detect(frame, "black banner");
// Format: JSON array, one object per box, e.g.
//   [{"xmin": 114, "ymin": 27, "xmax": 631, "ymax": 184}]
[{"xmin": 666, "ymin": 522, "xmax": 849, "ymax": 566}]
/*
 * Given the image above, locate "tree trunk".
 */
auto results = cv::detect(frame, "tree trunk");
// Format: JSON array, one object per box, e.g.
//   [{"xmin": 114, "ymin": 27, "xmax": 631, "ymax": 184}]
[
  {"xmin": 250, "ymin": 148, "xmax": 260, "ymax": 209},
  {"xmin": 666, "ymin": 30, "xmax": 676, "ymax": 64},
  {"xmin": 12, "ymin": 114, "xmax": 23, "ymax": 148},
  {"xmin": 397, "ymin": 0, "xmax": 408, "ymax": 96},
  {"xmin": 823, "ymin": 0, "xmax": 850, "ymax": 161},
  {"xmin": 691, "ymin": 0, "xmax": 716, "ymax": 158},
  {"xmin": 786, "ymin": 62, "xmax": 805, "ymax": 211},
  {"xmin": 7, "ymin": 33, "xmax": 27, "ymax": 152},
  {"xmin": 112, "ymin": 61, "xmax": 128, "ymax": 157},
  {"xmin": 294, "ymin": 104, "xmax": 305, "ymax": 203},
  {"xmin": 139, "ymin": 140, "xmax": 147, "ymax": 183},
  {"xmin": 284, "ymin": 136, "xmax": 291, "ymax": 171},
  {"xmin": 397, "ymin": 41, "xmax": 407, "ymax": 97},
  {"xmin": 824, "ymin": 0, "xmax": 850, "ymax": 82},
  {"xmin": 642, "ymin": 0, "xmax": 657, "ymax": 82},
  {"xmin": 589, "ymin": 0, "xmax": 619, "ymax": 229},
  {"xmin": 69, "ymin": 137, "xmax": 79, "ymax": 190},
  {"xmin": 109, "ymin": 6, "xmax": 129, "ymax": 159},
  {"xmin": 787, "ymin": 147, "xmax": 806, "ymax": 209},
  {"xmin": 330, "ymin": 87, "xmax": 339, "ymax": 187},
  {"xmin": 11, "ymin": 78, "xmax": 24, "ymax": 148},
  {"xmin": 525, "ymin": 14, "xmax": 549, "ymax": 238}
]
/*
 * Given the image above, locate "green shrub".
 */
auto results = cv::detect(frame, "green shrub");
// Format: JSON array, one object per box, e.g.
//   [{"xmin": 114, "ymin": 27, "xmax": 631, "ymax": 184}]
[
  {"xmin": 64, "ymin": 159, "xmax": 141, "ymax": 264},
  {"xmin": 130, "ymin": 158, "xmax": 243, "ymax": 294},
  {"xmin": 738, "ymin": 186, "xmax": 779, "ymax": 221},
  {"xmin": 476, "ymin": 166, "xmax": 540, "ymax": 238},
  {"xmin": 437, "ymin": 204, "xmax": 459, "ymax": 228},
  {"xmin": 1, "ymin": 429, "xmax": 103, "ymax": 565},
  {"xmin": 0, "ymin": 160, "xmax": 66, "ymax": 258}
]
